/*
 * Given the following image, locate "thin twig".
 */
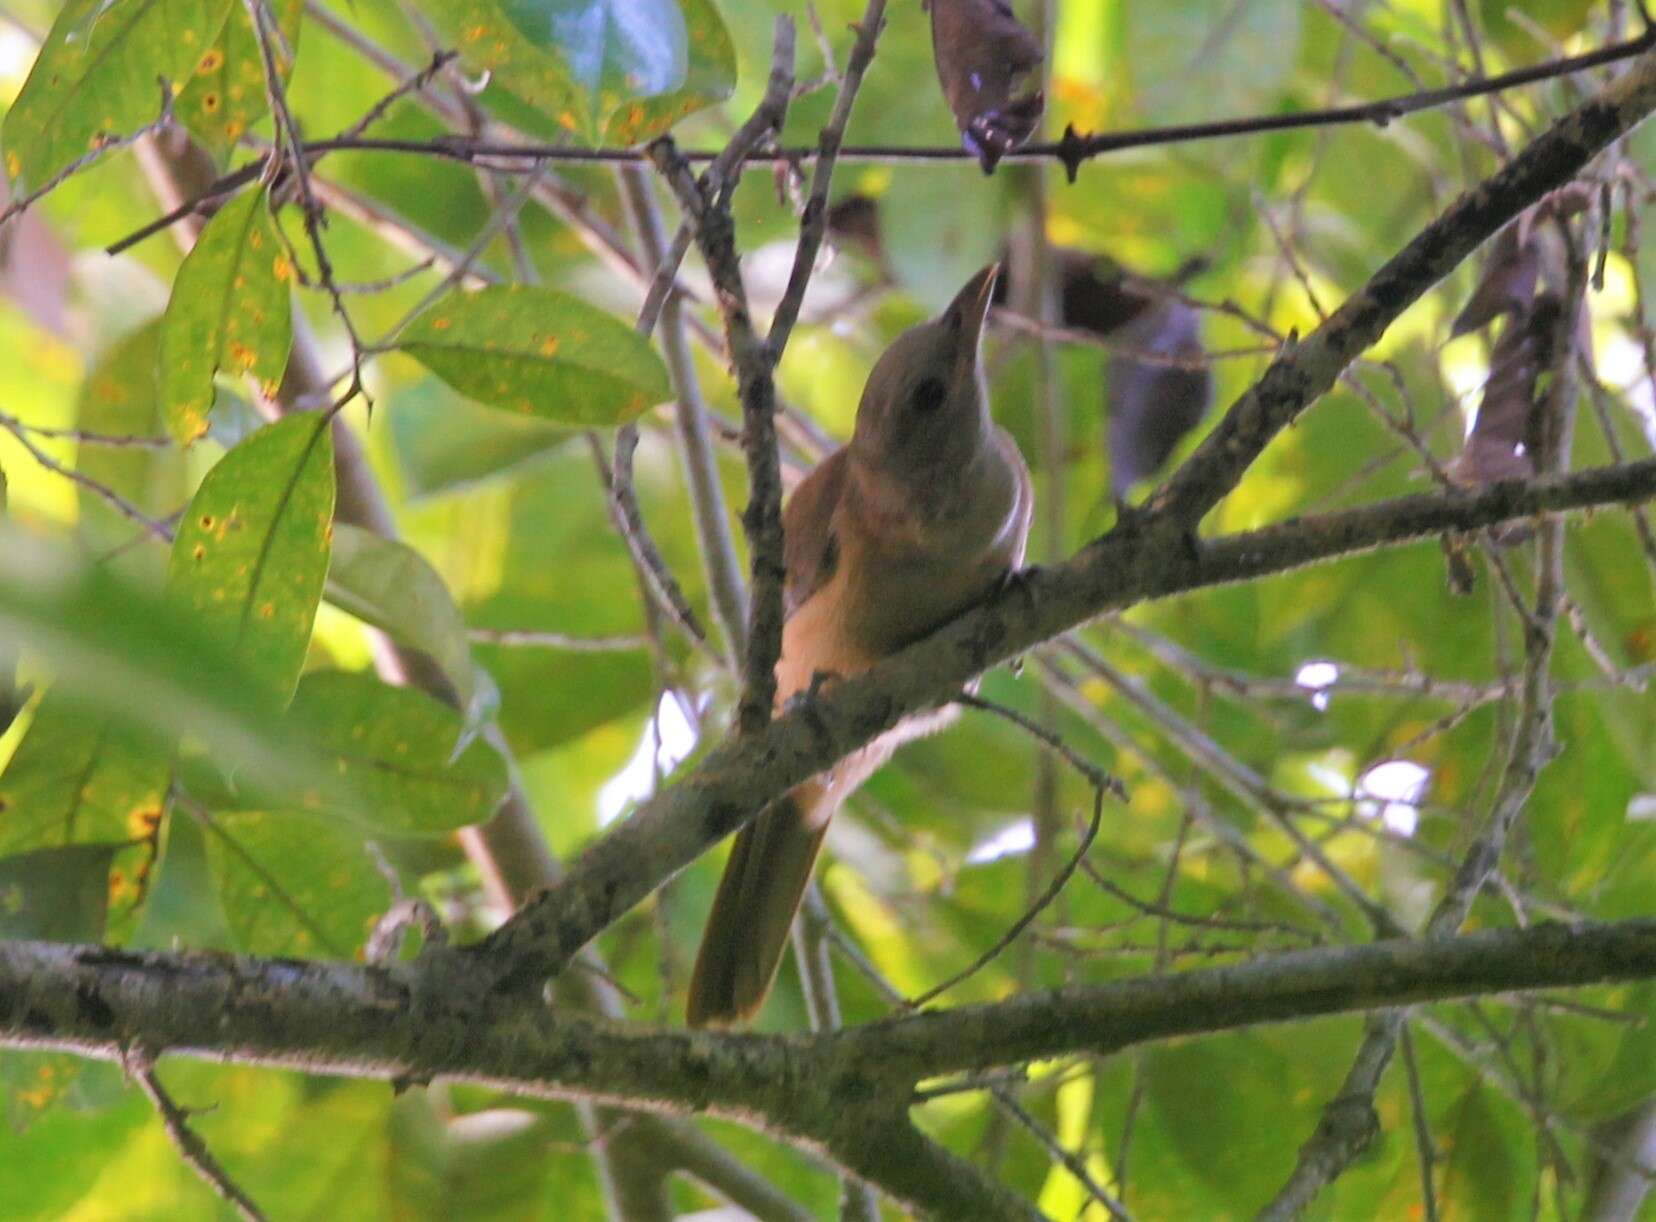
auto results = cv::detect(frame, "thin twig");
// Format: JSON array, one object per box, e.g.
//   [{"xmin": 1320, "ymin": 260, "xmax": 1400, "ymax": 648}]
[
  {"xmin": 648, "ymin": 18, "xmax": 798, "ymax": 734},
  {"xmin": 127, "ymin": 1050, "xmax": 267, "ymax": 1222},
  {"xmin": 766, "ymin": 0, "xmax": 888, "ymax": 358},
  {"xmin": 101, "ymin": 27, "xmax": 1656, "ymax": 256},
  {"xmin": 0, "ymin": 409, "xmax": 173, "ymax": 541}
]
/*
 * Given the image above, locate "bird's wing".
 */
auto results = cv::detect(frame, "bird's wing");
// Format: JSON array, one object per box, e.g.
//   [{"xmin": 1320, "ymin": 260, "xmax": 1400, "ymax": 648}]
[{"xmin": 781, "ymin": 446, "xmax": 848, "ymax": 619}]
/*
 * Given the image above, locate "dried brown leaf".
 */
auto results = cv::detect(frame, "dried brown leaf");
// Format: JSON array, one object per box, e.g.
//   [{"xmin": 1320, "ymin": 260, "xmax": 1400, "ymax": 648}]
[{"xmin": 926, "ymin": 0, "xmax": 1045, "ymax": 173}]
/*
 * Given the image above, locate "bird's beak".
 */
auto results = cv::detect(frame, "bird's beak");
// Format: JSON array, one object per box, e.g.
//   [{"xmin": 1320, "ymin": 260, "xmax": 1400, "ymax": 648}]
[{"xmin": 944, "ymin": 262, "xmax": 1000, "ymax": 374}]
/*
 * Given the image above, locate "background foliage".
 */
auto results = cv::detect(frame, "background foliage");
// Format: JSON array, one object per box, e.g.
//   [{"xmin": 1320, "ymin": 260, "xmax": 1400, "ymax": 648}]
[{"xmin": 0, "ymin": 0, "xmax": 1653, "ymax": 1217}]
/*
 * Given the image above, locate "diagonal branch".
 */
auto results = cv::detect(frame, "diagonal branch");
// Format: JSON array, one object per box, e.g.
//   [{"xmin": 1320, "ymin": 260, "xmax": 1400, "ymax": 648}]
[{"xmin": 466, "ymin": 45, "xmax": 1656, "ymax": 993}]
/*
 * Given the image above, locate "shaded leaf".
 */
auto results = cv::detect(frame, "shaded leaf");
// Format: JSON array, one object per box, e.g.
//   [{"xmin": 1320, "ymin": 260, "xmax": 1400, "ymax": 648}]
[
  {"xmin": 1, "ymin": 0, "xmax": 237, "ymax": 191},
  {"xmin": 0, "ymin": 465, "xmax": 25, "ymax": 737},
  {"xmin": 166, "ymin": 413, "xmax": 336, "ymax": 706},
  {"xmin": 131, "ymin": 810, "xmax": 235, "ymax": 953},
  {"xmin": 174, "ymin": 0, "xmax": 305, "ymax": 163},
  {"xmin": 325, "ymin": 523, "xmax": 482, "ymax": 723},
  {"xmin": 598, "ymin": 0, "xmax": 736, "ymax": 146},
  {"xmin": 395, "ymin": 286, "xmax": 669, "ymax": 426},
  {"xmin": 201, "ymin": 810, "xmax": 392, "ymax": 958},
  {"xmin": 927, "ymin": 0, "xmax": 1044, "ymax": 173},
  {"xmin": 74, "ymin": 321, "xmax": 188, "ymax": 555},
  {"xmin": 157, "ymin": 188, "xmax": 295, "ymax": 444},
  {"xmin": 0, "ymin": 842, "xmax": 118, "ymax": 941},
  {"xmin": 280, "ymin": 670, "xmax": 509, "ymax": 836},
  {"xmin": 386, "ymin": 378, "xmax": 571, "ymax": 498},
  {"xmin": 0, "ymin": 527, "xmax": 339, "ymax": 809},
  {"xmin": 0, "ymin": 688, "xmax": 169, "ymax": 857}
]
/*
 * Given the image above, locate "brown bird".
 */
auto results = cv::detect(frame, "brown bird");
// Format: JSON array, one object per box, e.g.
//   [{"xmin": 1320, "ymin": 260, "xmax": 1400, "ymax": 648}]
[{"xmin": 687, "ymin": 265, "xmax": 1034, "ymax": 1027}]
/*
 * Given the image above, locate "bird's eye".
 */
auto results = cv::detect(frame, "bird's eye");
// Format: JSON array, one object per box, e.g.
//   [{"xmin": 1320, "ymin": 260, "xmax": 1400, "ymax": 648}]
[{"xmin": 911, "ymin": 376, "xmax": 947, "ymax": 413}]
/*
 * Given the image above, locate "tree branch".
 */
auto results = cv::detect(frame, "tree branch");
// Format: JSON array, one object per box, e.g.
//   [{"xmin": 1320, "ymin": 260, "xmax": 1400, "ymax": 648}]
[
  {"xmin": 98, "ymin": 28, "xmax": 1656, "ymax": 257},
  {"xmin": 465, "ymin": 46, "xmax": 1656, "ymax": 993},
  {"xmin": 5, "ymin": 921, "xmax": 1655, "ymax": 1134}
]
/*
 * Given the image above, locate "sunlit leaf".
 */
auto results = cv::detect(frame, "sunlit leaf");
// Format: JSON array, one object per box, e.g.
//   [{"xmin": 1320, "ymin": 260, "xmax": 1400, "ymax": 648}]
[
  {"xmin": 407, "ymin": 0, "xmax": 584, "ymax": 129},
  {"xmin": 1, "ymin": 0, "xmax": 237, "ymax": 191},
  {"xmin": 73, "ymin": 321, "xmax": 188, "ymax": 556},
  {"xmin": 0, "ymin": 689, "xmax": 168, "ymax": 857},
  {"xmin": 166, "ymin": 413, "xmax": 336, "ymax": 706},
  {"xmin": 157, "ymin": 188, "xmax": 295, "ymax": 444},
  {"xmin": 395, "ymin": 286, "xmax": 670, "ymax": 426},
  {"xmin": 174, "ymin": 0, "xmax": 305, "ymax": 163}
]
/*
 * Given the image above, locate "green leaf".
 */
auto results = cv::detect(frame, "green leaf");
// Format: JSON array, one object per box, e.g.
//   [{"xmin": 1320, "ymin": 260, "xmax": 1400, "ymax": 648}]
[
  {"xmin": 386, "ymin": 377, "xmax": 571, "ymax": 498},
  {"xmin": 0, "ymin": 527, "xmax": 341, "ymax": 810},
  {"xmin": 0, "ymin": 688, "xmax": 169, "ymax": 856},
  {"xmin": 528, "ymin": 0, "xmax": 736, "ymax": 145},
  {"xmin": 395, "ymin": 286, "xmax": 669, "ymax": 426},
  {"xmin": 325, "ymin": 523, "xmax": 480, "ymax": 722},
  {"xmin": 280, "ymin": 670, "xmax": 509, "ymax": 836},
  {"xmin": 174, "ymin": 0, "xmax": 304, "ymax": 162},
  {"xmin": 1, "ymin": 0, "xmax": 237, "ymax": 192},
  {"xmin": 73, "ymin": 321, "xmax": 188, "ymax": 556},
  {"xmin": 132, "ymin": 810, "xmax": 235, "ymax": 953},
  {"xmin": 166, "ymin": 413, "xmax": 336, "ymax": 706},
  {"xmin": 604, "ymin": 0, "xmax": 736, "ymax": 146},
  {"xmin": 200, "ymin": 810, "xmax": 392, "ymax": 958},
  {"xmin": 157, "ymin": 188, "xmax": 296, "ymax": 444},
  {"xmin": 0, "ymin": 842, "xmax": 118, "ymax": 941},
  {"xmin": 407, "ymin": 0, "xmax": 583, "ymax": 126}
]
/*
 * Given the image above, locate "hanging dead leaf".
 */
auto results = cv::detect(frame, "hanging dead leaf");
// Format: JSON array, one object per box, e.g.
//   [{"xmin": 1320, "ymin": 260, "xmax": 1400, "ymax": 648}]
[
  {"xmin": 1449, "ymin": 294, "xmax": 1563, "ymax": 493},
  {"xmin": 926, "ymin": 0, "xmax": 1045, "ymax": 174},
  {"xmin": 1451, "ymin": 223, "xmax": 1541, "ymax": 338},
  {"xmin": 1106, "ymin": 295, "xmax": 1213, "ymax": 494}
]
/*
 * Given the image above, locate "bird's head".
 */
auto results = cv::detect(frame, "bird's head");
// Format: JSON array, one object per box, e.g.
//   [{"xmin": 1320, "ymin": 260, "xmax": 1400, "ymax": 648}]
[{"xmin": 851, "ymin": 263, "xmax": 999, "ymax": 475}]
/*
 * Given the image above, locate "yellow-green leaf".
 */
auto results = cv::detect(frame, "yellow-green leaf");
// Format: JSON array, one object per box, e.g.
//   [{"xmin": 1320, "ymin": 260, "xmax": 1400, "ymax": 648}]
[
  {"xmin": 2, "ymin": 0, "xmax": 237, "ymax": 191},
  {"xmin": 174, "ymin": 0, "xmax": 305, "ymax": 162},
  {"xmin": 157, "ymin": 188, "xmax": 295, "ymax": 445},
  {"xmin": 0, "ymin": 689, "xmax": 169, "ymax": 857},
  {"xmin": 74, "ymin": 321, "xmax": 188, "ymax": 556},
  {"xmin": 165, "ymin": 413, "xmax": 335, "ymax": 706},
  {"xmin": 395, "ymin": 285, "xmax": 669, "ymax": 426},
  {"xmin": 282, "ymin": 670, "xmax": 509, "ymax": 836}
]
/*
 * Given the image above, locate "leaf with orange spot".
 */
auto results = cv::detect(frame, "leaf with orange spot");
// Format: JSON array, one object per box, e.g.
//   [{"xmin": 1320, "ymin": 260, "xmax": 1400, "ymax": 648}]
[
  {"xmin": 199, "ymin": 810, "xmax": 392, "ymax": 958},
  {"xmin": 0, "ymin": 688, "xmax": 170, "ymax": 858},
  {"xmin": 594, "ymin": 0, "xmax": 735, "ymax": 146},
  {"xmin": 209, "ymin": 671, "xmax": 510, "ymax": 837},
  {"xmin": 157, "ymin": 187, "xmax": 295, "ymax": 445},
  {"xmin": 174, "ymin": 0, "xmax": 303, "ymax": 163},
  {"xmin": 165, "ymin": 413, "xmax": 335, "ymax": 706},
  {"xmin": 396, "ymin": 285, "xmax": 669, "ymax": 426},
  {"xmin": 1, "ymin": 0, "xmax": 237, "ymax": 191},
  {"xmin": 73, "ymin": 321, "xmax": 188, "ymax": 560}
]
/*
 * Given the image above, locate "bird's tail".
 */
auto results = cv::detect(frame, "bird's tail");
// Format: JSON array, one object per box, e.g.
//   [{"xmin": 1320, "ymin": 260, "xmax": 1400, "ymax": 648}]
[{"xmin": 686, "ymin": 780, "xmax": 830, "ymax": 1028}]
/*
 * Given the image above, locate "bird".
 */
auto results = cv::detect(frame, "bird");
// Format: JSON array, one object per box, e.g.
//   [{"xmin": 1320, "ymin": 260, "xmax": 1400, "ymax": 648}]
[{"xmin": 687, "ymin": 264, "xmax": 1034, "ymax": 1027}]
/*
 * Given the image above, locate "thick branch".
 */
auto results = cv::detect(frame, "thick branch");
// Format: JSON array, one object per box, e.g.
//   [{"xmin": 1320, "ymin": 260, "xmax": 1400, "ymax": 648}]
[
  {"xmin": 473, "ymin": 452, "xmax": 1656, "ymax": 989},
  {"xmin": 5, "ymin": 922, "xmax": 1654, "ymax": 1118},
  {"xmin": 466, "ymin": 51, "xmax": 1656, "ymax": 989}
]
